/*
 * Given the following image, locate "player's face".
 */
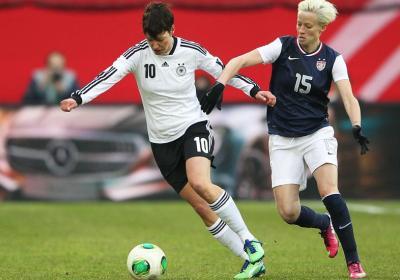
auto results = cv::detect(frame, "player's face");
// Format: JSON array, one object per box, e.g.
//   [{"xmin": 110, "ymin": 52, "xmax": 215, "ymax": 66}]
[
  {"xmin": 296, "ymin": 11, "xmax": 324, "ymax": 49},
  {"xmin": 146, "ymin": 31, "xmax": 174, "ymax": 56}
]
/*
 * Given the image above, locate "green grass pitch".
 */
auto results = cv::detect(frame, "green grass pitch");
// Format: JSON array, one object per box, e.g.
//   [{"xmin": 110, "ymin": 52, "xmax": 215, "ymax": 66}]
[{"xmin": 0, "ymin": 201, "xmax": 399, "ymax": 279}]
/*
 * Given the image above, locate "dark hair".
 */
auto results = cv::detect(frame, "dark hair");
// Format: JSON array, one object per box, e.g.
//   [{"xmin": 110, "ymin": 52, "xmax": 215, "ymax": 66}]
[{"xmin": 142, "ymin": 2, "xmax": 174, "ymax": 39}]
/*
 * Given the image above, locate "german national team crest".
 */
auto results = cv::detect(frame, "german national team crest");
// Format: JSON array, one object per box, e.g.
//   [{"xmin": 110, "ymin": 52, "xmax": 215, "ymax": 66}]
[
  {"xmin": 316, "ymin": 59, "xmax": 326, "ymax": 71},
  {"xmin": 176, "ymin": 63, "xmax": 187, "ymax": 76}
]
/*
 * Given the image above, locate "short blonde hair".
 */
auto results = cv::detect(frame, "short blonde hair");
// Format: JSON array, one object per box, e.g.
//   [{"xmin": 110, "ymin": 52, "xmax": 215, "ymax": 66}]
[{"xmin": 298, "ymin": 0, "xmax": 338, "ymax": 26}]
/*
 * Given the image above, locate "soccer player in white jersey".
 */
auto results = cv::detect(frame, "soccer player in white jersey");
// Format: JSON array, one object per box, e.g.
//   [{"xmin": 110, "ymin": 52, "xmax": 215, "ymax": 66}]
[
  {"xmin": 201, "ymin": 0, "xmax": 369, "ymax": 278},
  {"xmin": 60, "ymin": 2, "xmax": 276, "ymax": 278}
]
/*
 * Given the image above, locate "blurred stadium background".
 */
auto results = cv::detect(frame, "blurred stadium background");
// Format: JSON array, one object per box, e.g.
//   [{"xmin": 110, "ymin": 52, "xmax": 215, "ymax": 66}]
[
  {"xmin": 0, "ymin": 1, "xmax": 400, "ymax": 279},
  {"xmin": 0, "ymin": 0, "xmax": 399, "ymax": 201}
]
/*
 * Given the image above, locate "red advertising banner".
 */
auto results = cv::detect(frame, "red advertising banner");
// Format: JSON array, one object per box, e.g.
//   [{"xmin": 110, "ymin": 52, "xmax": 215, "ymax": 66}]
[
  {"xmin": 0, "ymin": 5, "xmax": 399, "ymax": 104},
  {"xmin": 1, "ymin": 0, "xmax": 398, "ymax": 11}
]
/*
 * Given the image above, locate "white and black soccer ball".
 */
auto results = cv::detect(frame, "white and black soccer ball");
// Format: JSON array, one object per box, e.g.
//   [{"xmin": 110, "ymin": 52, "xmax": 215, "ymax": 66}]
[{"xmin": 127, "ymin": 243, "xmax": 167, "ymax": 279}]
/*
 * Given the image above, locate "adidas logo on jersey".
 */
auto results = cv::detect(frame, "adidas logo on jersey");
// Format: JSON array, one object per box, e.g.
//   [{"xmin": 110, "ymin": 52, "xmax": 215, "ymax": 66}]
[{"xmin": 162, "ymin": 61, "xmax": 169, "ymax": 67}]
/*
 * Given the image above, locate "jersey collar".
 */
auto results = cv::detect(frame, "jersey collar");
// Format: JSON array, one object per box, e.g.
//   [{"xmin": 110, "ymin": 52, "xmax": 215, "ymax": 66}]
[
  {"xmin": 168, "ymin": 36, "xmax": 178, "ymax": 55},
  {"xmin": 296, "ymin": 38, "xmax": 323, "ymax": 56}
]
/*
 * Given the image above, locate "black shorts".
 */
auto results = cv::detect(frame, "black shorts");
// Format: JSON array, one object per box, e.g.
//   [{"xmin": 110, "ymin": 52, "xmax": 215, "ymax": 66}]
[{"xmin": 151, "ymin": 121, "xmax": 214, "ymax": 193}]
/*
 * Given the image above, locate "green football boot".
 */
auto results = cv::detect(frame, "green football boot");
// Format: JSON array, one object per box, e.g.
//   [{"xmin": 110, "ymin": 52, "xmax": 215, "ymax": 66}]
[
  {"xmin": 244, "ymin": 240, "xmax": 264, "ymax": 263},
  {"xmin": 234, "ymin": 260, "xmax": 266, "ymax": 279}
]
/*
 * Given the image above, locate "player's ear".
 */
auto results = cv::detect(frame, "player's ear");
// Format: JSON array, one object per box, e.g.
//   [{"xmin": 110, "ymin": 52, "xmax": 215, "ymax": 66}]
[{"xmin": 170, "ymin": 24, "xmax": 175, "ymax": 35}]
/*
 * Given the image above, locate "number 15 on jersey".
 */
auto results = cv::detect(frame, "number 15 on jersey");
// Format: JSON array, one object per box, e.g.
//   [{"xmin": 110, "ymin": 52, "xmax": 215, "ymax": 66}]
[{"xmin": 294, "ymin": 73, "xmax": 313, "ymax": 94}]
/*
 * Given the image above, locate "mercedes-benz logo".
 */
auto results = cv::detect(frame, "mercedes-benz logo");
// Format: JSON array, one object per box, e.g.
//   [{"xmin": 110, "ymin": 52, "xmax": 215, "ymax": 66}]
[{"xmin": 46, "ymin": 140, "xmax": 78, "ymax": 176}]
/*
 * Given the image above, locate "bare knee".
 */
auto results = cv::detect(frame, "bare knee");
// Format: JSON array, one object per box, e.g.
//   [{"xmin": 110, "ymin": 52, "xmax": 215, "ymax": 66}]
[
  {"xmin": 189, "ymin": 179, "xmax": 214, "ymax": 201},
  {"xmin": 273, "ymin": 184, "xmax": 301, "ymax": 224},
  {"xmin": 314, "ymin": 164, "xmax": 339, "ymax": 198},
  {"xmin": 318, "ymin": 183, "xmax": 339, "ymax": 198},
  {"xmin": 277, "ymin": 204, "xmax": 300, "ymax": 224}
]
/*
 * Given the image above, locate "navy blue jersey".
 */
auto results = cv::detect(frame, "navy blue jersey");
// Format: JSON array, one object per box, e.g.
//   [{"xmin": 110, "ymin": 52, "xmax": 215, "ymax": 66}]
[{"xmin": 266, "ymin": 36, "xmax": 341, "ymax": 137}]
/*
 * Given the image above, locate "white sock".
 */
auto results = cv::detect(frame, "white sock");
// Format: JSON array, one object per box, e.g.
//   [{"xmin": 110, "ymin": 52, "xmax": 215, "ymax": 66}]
[
  {"xmin": 207, "ymin": 218, "xmax": 248, "ymax": 260},
  {"xmin": 209, "ymin": 191, "xmax": 256, "ymax": 242}
]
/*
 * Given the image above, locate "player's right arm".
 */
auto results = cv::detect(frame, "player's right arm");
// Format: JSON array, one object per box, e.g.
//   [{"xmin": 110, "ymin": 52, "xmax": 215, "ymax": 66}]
[
  {"xmin": 60, "ymin": 42, "xmax": 143, "ymax": 112},
  {"xmin": 218, "ymin": 37, "xmax": 282, "ymax": 89},
  {"xmin": 200, "ymin": 38, "xmax": 282, "ymax": 113},
  {"xmin": 60, "ymin": 59, "xmax": 131, "ymax": 112},
  {"xmin": 217, "ymin": 49, "xmax": 264, "ymax": 86},
  {"xmin": 60, "ymin": 98, "xmax": 79, "ymax": 112}
]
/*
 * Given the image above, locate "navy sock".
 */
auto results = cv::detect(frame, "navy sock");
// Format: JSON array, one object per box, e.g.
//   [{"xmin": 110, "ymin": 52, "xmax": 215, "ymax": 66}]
[
  {"xmin": 323, "ymin": 193, "xmax": 359, "ymax": 264},
  {"xmin": 293, "ymin": 205, "xmax": 330, "ymax": 230}
]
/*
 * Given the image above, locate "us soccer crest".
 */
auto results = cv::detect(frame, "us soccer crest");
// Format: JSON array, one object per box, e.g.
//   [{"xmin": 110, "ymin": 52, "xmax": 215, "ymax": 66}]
[
  {"xmin": 176, "ymin": 63, "xmax": 186, "ymax": 76},
  {"xmin": 316, "ymin": 59, "xmax": 326, "ymax": 71}
]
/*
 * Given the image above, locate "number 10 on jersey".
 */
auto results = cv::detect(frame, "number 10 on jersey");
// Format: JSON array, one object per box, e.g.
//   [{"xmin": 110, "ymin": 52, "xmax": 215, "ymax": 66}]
[
  {"xmin": 144, "ymin": 64, "xmax": 156, "ymax": 78},
  {"xmin": 194, "ymin": 137, "xmax": 209, "ymax": 153}
]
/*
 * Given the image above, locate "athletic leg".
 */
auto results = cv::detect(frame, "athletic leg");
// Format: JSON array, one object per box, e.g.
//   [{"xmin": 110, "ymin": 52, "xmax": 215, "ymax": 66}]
[
  {"xmin": 179, "ymin": 183, "xmax": 248, "ymax": 260},
  {"xmin": 150, "ymin": 136, "xmax": 247, "ymax": 261},
  {"xmin": 273, "ymin": 183, "xmax": 330, "ymax": 228},
  {"xmin": 186, "ymin": 156, "xmax": 264, "ymax": 263},
  {"xmin": 183, "ymin": 121, "xmax": 265, "ymax": 278},
  {"xmin": 314, "ymin": 164, "xmax": 366, "ymax": 278}
]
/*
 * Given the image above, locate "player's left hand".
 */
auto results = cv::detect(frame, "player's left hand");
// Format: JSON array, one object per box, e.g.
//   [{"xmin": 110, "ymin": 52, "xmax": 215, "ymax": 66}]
[
  {"xmin": 255, "ymin": 91, "xmax": 276, "ymax": 107},
  {"xmin": 352, "ymin": 125, "xmax": 370, "ymax": 155},
  {"xmin": 200, "ymin": 82, "xmax": 225, "ymax": 114}
]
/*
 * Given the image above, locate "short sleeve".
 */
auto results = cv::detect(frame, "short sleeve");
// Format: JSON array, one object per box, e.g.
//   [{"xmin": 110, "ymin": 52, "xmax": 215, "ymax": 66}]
[
  {"xmin": 332, "ymin": 55, "xmax": 349, "ymax": 82},
  {"xmin": 256, "ymin": 38, "xmax": 282, "ymax": 64}
]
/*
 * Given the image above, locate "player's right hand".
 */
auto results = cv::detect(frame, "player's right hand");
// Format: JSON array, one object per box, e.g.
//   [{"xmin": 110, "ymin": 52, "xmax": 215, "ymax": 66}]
[
  {"xmin": 255, "ymin": 91, "xmax": 276, "ymax": 107},
  {"xmin": 200, "ymin": 82, "xmax": 225, "ymax": 114},
  {"xmin": 60, "ymin": 98, "xmax": 78, "ymax": 112}
]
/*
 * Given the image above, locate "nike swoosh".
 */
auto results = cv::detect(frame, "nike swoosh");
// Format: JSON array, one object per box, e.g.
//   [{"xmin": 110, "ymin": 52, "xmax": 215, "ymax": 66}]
[
  {"xmin": 339, "ymin": 222, "xmax": 352, "ymax": 230},
  {"xmin": 288, "ymin": 56, "xmax": 300, "ymax": 60}
]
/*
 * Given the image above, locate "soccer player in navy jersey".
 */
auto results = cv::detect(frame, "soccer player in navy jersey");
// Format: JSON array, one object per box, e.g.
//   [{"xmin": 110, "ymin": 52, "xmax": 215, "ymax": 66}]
[
  {"xmin": 59, "ymin": 2, "xmax": 277, "ymax": 278},
  {"xmin": 201, "ymin": 0, "xmax": 369, "ymax": 278}
]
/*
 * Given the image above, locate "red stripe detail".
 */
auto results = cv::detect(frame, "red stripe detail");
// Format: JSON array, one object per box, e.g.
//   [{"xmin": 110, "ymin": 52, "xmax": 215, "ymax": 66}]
[
  {"xmin": 346, "ymin": 14, "xmax": 400, "ymax": 99},
  {"xmin": 378, "ymin": 75, "xmax": 400, "ymax": 103}
]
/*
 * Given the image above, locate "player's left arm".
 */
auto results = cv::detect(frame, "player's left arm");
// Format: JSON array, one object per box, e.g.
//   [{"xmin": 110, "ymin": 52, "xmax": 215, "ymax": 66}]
[
  {"xmin": 198, "ymin": 50, "xmax": 260, "ymax": 95},
  {"xmin": 335, "ymin": 79, "xmax": 361, "ymax": 126},
  {"xmin": 334, "ymin": 55, "xmax": 369, "ymax": 154}
]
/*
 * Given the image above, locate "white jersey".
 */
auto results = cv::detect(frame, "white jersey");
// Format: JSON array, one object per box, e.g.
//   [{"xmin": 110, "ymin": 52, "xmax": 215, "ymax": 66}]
[{"xmin": 75, "ymin": 37, "xmax": 259, "ymax": 143}]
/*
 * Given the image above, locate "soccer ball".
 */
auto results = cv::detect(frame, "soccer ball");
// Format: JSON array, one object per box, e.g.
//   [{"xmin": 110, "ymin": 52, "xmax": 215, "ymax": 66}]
[{"xmin": 127, "ymin": 243, "xmax": 167, "ymax": 279}]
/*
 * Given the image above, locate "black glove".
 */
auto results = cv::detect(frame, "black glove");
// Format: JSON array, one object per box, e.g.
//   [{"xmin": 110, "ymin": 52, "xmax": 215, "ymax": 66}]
[
  {"xmin": 352, "ymin": 125, "xmax": 370, "ymax": 155},
  {"xmin": 200, "ymin": 82, "xmax": 224, "ymax": 114}
]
